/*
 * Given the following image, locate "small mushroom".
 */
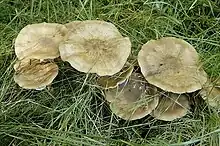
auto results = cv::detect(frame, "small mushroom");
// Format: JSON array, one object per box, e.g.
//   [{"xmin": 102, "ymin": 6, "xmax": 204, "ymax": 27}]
[
  {"xmin": 59, "ymin": 20, "xmax": 131, "ymax": 76},
  {"xmin": 106, "ymin": 73, "xmax": 160, "ymax": 120},
  {"xmin": 14, "ymin": 59, "xmax": 58, "ymax": 90},
  {"xmin": 200, "ymin": 79, "xmax": 220, "ymax": 108},
  {"xmin": 151, "ymin": 93, "xmax": 189, "ymax": 121},
  {"xmin": 97, "ymin": 62, "xmax": 134, "ymax": 89},
  {"xmin": 15, "ymin": 22, "xmax": 68, "ymax": 60},
  {"xmin": 138, "ymin": 37, "xmax": 207, "ymax": 93}
]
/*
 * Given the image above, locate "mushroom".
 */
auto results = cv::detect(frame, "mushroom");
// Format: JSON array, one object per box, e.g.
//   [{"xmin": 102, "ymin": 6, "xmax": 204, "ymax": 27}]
[
  {"xmin": 97, "ymin": 62, "xmax": 134, "ymax": 89},
  {"xmin": 200, "ymin": 79, "xmax": 220, "ymax": 108},
  {"xmin": 15, "ymin": 22, "xmax": 68, "ymax": 60},
  {"xmin": 138, "ymin": 37, "xmax": 207, "ymax": 93},
  {"xmin": 105, "ymin": 73, "xmax": 160, "ymax": 120},
  {"xmin": 59, "ymin": 20, "xmax": 131, "ymax": 76},
  {"xmin": 151, "ymin": 93, "xmax": 189, "ymax": 121},
  {"xmin": 14, "ymin": 59, "xmax": 58, "ymax": 90}
]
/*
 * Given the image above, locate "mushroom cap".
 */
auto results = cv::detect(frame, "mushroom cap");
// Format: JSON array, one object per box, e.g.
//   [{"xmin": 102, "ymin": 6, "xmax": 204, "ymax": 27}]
[
  {"xmin": 15, "ymin": 22, "xmax": 68, "ymax": 60},
  {"xmin": 138, "ymin": 37, "xmax": 207, "ymax": 93},
  {"xmin": 106, "ymin": 73, "xmax": 160, "ymax": 120},
  {"xmin": 14, "ymin": 59, "xmax": 58, "ymax": 89},
  {"xmin": 59, "ymin": 20, "xmax": 131, "ymax": 76},
  {"xmin": 64, "ymin": 20, "xmax": 123, "ymax": 40},
  {"xmin": 97, "ymin": 62, "xmax": 134, "ymax": 89},
  {"xmin": 151, "ymin": 93, "xmax": 189, "ymax": 121},
  {"xmin": 200, "ymin": 80, "xmax": 220, "ymax": 108}
]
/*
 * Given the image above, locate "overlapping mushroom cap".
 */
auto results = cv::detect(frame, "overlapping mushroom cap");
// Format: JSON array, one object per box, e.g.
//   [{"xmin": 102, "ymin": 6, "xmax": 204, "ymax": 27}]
[
  {"xmin": 15, "ymin": 22, "xmax": 68, "ymax": 60},
  {"xmin": 138, "ymin": 37, "xmax": 207, "ymax": 93},
  {"xmin": 59, "ymin": 20, "xmax": 131, "ymax": 76},
  {"xmin": 151, "ymin": 93, "xmax": 189, "ymax": 121},
  {"xmin": 97, "ymin": 62, "xmax": 134, "ymax": 89},
  {"xmin": 200, "ymin": 79, "xmax": 220, "ymax": 108},
  {"xmin": 105, "ymin": 73, "xmax": 159, "ymax": 120},
  {"xmin": 14, "ymin": 59, "xmax": 58, "ymax": 90}
]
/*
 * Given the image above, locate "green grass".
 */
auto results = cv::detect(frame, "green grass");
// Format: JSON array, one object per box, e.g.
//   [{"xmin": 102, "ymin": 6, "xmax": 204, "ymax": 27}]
[{"xmin": 0, "ymin": 0, "xmax": 220, "ymax": 145}]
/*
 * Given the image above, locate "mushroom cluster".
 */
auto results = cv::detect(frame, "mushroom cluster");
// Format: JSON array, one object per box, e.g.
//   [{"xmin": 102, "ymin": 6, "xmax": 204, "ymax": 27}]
[
  {"xmin": 13, "ymin": 20, "xmax": 131, "ymax": 90},
  {"xmin": 99, "ymin": 37, "xmax": 217, "ymax": 121},
  {"xmin": 14, "ymin": 23, "xmax": 67, "ymax": 90},
  {"xmin": 13, "ymin": 21, "xmax": 219, "ymax": 121}
]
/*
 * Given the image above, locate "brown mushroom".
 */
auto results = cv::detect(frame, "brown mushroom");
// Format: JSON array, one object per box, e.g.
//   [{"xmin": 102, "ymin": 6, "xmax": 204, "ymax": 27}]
[
  {"xmin": 151, "ymin": 93, "xmax": 189, "ymax": 121},
  {"xmin": 200, "ymin": 79, "xmax": 220, "ymax": 108},
  {"xmin": 14, "ymin": 59, "xmax": 58, "ymax": 90},
  {"xmin": 106, "ymin": 73, "xmax": 160, "ymax": 120},
  {"xmin": 138, "ymin": 37, "xmax": 207, "ymax": 93},
  {"xmin": 15, "ymin": 22, "xmax": 68, "ymax": 60},
  {"xmin": 59, "ymin": 20, "xmax": 131, "ymax": 76}
]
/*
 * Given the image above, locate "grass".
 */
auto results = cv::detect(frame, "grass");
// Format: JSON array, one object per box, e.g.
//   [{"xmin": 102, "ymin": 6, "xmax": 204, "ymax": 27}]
[{"xmin": 0, "ymin": 0, "xmax": 220, "ymax": 145}]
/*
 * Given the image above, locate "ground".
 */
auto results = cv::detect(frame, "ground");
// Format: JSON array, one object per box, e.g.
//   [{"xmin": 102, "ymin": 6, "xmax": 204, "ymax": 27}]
[{"xmin": 0, "ymin": 0, "xmax": 220, "ymax": 145}]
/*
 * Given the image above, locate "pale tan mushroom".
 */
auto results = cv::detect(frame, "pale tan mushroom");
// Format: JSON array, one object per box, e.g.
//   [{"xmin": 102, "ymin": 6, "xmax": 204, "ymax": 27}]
[
  {"xmin": 64, "ymin": 20, "xmax": 123, "ymax": 40},
  {"xmin": 200, "ymin": 79, "xmax": 220, "ymax": 108},
  {"xmin": 97, "ymin": 62, "xmax": 134, "ymax": 89},
  {"xmin": 151, "ymin": 93, "xmax": 189, "ymax": 121},
  {"xmin": 15, "ymin": 22, "xmax": 68, "ymax": 60},
  {"xmin": 138, "ymin": 37, "xmax": 207, "ymax": 93},
  {"xmin": 14, "ymin": 59, "xmax": 58, "ymax": 90},
  {"xmin": 106, "ymin": 73, "xmax": 160, "ymax": 120},
  {"xmin": 59, "ymin": 20, "xmax": 131, "ymax": 76}
]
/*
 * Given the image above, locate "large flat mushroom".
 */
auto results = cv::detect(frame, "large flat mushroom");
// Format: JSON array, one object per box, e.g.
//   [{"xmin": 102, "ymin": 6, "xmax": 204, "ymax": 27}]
[
  {"xmin": 59, "ymin": 20, "xmax": 131, "ymax": 76},
  {"xmin": 15, "ymin": 22, "xmax": 68, "ymax": 60},
  {"xmin": 151, "ymin": 93, "xmax": 189, "ymax": 121},
  {"xmin": 138, "ymin": 37, "xmax": 207, "ymax": 93},
  {"xmin": 105, "ymin": 73, "xmax": 160, "ymax": 120},
  {"xmin": 14, "ymin": 59, "xmax": 58, "ymax": 90}
]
